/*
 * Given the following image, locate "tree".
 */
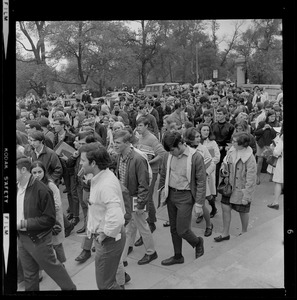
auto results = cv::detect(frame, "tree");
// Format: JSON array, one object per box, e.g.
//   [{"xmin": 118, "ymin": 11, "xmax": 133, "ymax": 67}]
[{"xmin": 16, "ymin": 21, "xmax": 53, "ymax": 97}]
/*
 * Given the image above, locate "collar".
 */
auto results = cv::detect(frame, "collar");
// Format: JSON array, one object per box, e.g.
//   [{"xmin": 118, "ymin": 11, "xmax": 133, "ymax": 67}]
[
  {"xmin": 120, "ymin": 146, "xmax": 133, "ymax": 163},
  {"xmin": 228, "ymin": 146, "xmax": 253, "ymax": 163},
  {"xmin": 91, "ymin": 168, "xmax": 108, "ymax": 185},
  {"xmin": 177, "ymin": 144, "xmax": 189, "ymax": 159},
  {"xmin": 34, "ymin": 145, "xmax": 44, "ymax": 157}
]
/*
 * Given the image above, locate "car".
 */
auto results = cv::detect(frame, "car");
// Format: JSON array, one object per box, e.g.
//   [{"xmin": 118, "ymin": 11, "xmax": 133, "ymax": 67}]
[
  {"xmin": 104, "ymin": 91, "xmax": 132, "ymax": 100},
  {"xmin": 144, "ymin": 83, "xmax": 179, "ymax": 97}
]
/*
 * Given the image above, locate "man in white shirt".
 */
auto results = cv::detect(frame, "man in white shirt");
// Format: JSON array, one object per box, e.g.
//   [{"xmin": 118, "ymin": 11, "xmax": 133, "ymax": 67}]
[{"xmin": 80, "ymin": 143, "xmax": 126, "ymax": 290}]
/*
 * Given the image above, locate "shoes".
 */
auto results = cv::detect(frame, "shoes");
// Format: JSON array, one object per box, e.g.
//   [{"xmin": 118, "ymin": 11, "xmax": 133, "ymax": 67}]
[
  {"xmin": 138, "ymin": 251, "xmax": 158, "ymax": 265},
  {"xmin": 65, "ymin": 223, "xmax": 74, "ymax": 237},
  {"xmin": 70, "ymin": 216, "xmax": 80, "ymax": 226},
  {"xmin": 128, "ymin": 246, "xmax": 133, "ymax": 255},
  {"xmin": 125, "ymin": 272, "xmax": 131, "ymax": 284},
  {"xmin": 134, "ymin": 236, "xmax": 143, "ymax": 247},
  {"xmin": 76, "ymin": 226, "xmax": 86, "ymax": 234},
  {"xmin": 195, "ymin": 237, "xmax": 204, "ymax": 259},
  {"xmin": 75, "ymin": 250, "xmax": 91, "ymax": 263},
  {"xmin": 67, "ymin": 213, "xmax": 74, "ymax": 220},
  {"xmin": 149, "ymin": 222, "xmax": 156, "ymax": 233},
  {"xmin": 196, "ymin": 215, "xmax": 203, "ymax": 224},
  {"xmin": 210, "ymin": 208, "xmax": 217, "ymax": 218},
  {"xmin": 204, "ymin": 223, "xmax": 213, "ymax": 237},
  {"xmin": 214, "ymin": 235, "xmax": 230, "ymax": 242},
  {"xmin": 267, "ymin": 203, "xmax": 279, "ymax": 210},
  {"xmin": 123, "ymin": 261, "xmax": 128, "ymax": 267},
  {"xmin": 161, "ymin": 256, "xmax": 184, "ymax": 266},
  {"xmin": 163, "ymin": 221, "xmax": 170, "ymax": 227}
]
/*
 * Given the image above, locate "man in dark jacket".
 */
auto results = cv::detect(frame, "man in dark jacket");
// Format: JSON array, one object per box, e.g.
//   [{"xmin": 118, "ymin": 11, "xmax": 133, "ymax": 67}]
[
  {"xmin": 28, "ymin": 131, "xmax": 63, "ymax": 186},
  {"xmin": 211, "ymin": 107, "xmax": 235, "ymax": 189},
  {"xmin": 17, "ymin": 156, "xmax": 76, "ymax": 291},
  {"xmin": 113, "ymin": 129, "xmax": 158, "ymax": 266},
  {"xmin": 52, "ymin": 117, "xmax": 80, "ymax": 226}
]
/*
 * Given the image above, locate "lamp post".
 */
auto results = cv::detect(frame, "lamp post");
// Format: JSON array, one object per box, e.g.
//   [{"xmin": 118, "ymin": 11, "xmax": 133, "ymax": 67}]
[{"xmin": 196, "ymin": 43, "xmax": 199, "ymax": 83}]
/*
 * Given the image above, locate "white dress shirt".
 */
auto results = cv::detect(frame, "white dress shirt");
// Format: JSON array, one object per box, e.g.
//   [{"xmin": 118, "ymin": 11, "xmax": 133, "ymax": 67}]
[{"xmin": 87, "ymin": 168, "xmax": 125, "ymax": 240}]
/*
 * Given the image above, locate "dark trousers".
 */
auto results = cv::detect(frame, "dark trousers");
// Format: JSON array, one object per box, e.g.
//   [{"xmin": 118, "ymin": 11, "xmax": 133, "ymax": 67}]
[
  {"xmin": 77, "ymin": 182, "xmax": 88, "ymax": 226},
  {"xmin": 18, "ymin": 232, "xmax": 76, "ymax": 291},
  {"xmin": 147, "ymin": 172, "xmax": 158, "ymax": 224},
  {"xmin": 94, "ymin": 227, "xmax": 126, "ymax": 290},
  {"xmin": 167, "ymin": 189, "xmax": 199, "ymax": 256},
  {"xmin": 67, "ymin": 173, "xmax": 80, "ymax": 217},
  {"xmin": 215, "ymin": 149, "xmax": 227, "ymax": 193}
]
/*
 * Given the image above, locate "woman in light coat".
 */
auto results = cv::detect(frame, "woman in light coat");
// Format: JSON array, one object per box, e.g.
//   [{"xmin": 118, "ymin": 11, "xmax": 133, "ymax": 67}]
[
  {"xmin": 267, "ymin": 127, "xmax": 283, "ymax": 210},
  {"xmin": 214, "ymin": 132, "xmax": 257, "ymax": 242}
]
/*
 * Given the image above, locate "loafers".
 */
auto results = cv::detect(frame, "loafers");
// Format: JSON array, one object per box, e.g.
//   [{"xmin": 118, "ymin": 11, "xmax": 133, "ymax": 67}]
[
  {"xmin": 161, "ymin": 256, "xmax": 184, "ymax": 266},
  {"xmin": 204, "ymin": 223, "xmax": 213, "ymax": 237},
  {"xmin": 75, "ymin": 250, "xmax": 91, "ymax": 263},
  {"xmin": 267, "ymin": 203, "xmax": 279, "ymax": 210},
  {"xmin": 195, "ymin": 237, "xmax": 204, "ymax": 259},
  {"xmin": 134, "ymin": 236, "xmax": 143, "ymax": 247},
  {"xmin": 214, "ymin": 235, "xmax": 230, "ymax": 242},
  {"xmin": 138, "ymin": 251, "xmax": 158, "ymax": 265},
  {"xmin": 196, "ymin": 216, "xmax": 203, "ymax": 224},
  {"xmin": 127, "ymin": 246, "xmax": 133, "ymax": 255}
]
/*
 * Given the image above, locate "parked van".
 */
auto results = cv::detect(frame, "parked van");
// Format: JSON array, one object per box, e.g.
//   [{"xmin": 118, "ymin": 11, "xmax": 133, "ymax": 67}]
[{"xmin": 144, "ymin": 82, "xmax": 179, "ymax": 97}]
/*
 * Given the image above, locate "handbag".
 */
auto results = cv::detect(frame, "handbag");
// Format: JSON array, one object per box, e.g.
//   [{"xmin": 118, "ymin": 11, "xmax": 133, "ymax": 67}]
[
  {"xmin": 261, "ymin": 145, "xmax": 278, "ymax": 167},
  {"xmin": 266, "ymin": 154, "xmax": 278, "ymax": 167},
  {"xmin": 217, "ymin": 176, "xmax": 233, "ymax": 197},
  {"xmin": 217, "ymin": 155, "xmax": 232, "ymax": 197}
]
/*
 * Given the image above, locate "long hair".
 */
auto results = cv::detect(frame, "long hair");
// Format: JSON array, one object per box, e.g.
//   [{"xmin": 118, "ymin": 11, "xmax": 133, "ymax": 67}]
[
  {"xmin": 197, "ymin": 123, "xmax": 216, "ymax": 141},
  {"xmin": 30, "ymin": 160, "xmax": 50, "ymax": 185}
]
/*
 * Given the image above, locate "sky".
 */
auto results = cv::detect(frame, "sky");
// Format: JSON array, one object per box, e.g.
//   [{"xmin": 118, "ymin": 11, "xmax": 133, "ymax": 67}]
[{"xmin": 127, "ymin": 19, "xmax": 252, "ymax": 51}]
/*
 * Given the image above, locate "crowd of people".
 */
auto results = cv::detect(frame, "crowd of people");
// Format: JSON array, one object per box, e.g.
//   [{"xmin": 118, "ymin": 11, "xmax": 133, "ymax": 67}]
[{"xmin": 16, "ymin": 82, "xmax": 284, "ymax": 290}]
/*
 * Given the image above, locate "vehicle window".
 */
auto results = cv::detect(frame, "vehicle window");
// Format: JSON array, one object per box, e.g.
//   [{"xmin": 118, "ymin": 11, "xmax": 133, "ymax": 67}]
[{"xmin": 153, "ymin": 86, "xmax": 161, "ymax": 92}]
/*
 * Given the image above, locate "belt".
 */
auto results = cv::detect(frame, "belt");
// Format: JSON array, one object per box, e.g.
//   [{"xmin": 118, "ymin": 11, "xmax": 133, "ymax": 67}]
[{"xmin": 169, "ymin": 186, "xmax": 191, "ymax": 192}]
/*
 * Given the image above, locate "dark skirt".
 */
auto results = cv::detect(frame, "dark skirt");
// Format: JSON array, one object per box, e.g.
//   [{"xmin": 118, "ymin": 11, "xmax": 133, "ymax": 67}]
[{"xmin": 221, "ymin": 196, "xmax": 251, "ymax": 213}]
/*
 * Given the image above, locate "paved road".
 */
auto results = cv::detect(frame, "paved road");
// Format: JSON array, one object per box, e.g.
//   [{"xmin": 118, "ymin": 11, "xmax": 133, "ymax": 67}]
[{"xmin": 17, "ymin": 172, "xmax": 284, "ymax": 291}]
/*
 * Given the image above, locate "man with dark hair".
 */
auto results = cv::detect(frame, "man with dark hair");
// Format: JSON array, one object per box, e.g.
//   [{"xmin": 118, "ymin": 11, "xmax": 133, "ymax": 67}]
[
  {"xmin": 28, "ymin": 131, "xmax": 63, "ymax": 186},
  {"xmin": 16, "ymin": 156, "xmax": 76, "ymax": 291},
  {"xmin": 111, "ymin": 101, "xmax": 130, "ymax": 126},
  {"xmin": 136, "ymin": 103, "xmax": 159, "ymax": 138},
  {"xmin": 145, "ymin": 99, "xmax": 159, "ymax": 125},
  {"xmin": 80, "ymin": 143, "xmax": 126, "ymax": 290},
  {"xmin": 52, "ymin": 117, "xmax": 79, "ymax": 226},
  {"xmin": 113, "ymin": 130, "xmax": 158, "ymax": 266},
  {"xmin": 39, "ymin": 117, "xmax": 55, "ymax": 146},
  {"xmin": 158, "ymin": 131, "xmax": 205, "ymax": 265},
  {"xmin": 27, "ymin": 120, "xmax": 54, "ymax": 149},
  {"xmin": 211, "ymin": 107, "xmax": 235, "ymax": 190}
]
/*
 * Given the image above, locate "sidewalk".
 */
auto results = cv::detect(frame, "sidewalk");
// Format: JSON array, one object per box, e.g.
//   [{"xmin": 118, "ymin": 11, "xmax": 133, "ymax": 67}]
[{"xmin": 17, "ymin": 173, "xmax": 284, "ymax": 291}]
